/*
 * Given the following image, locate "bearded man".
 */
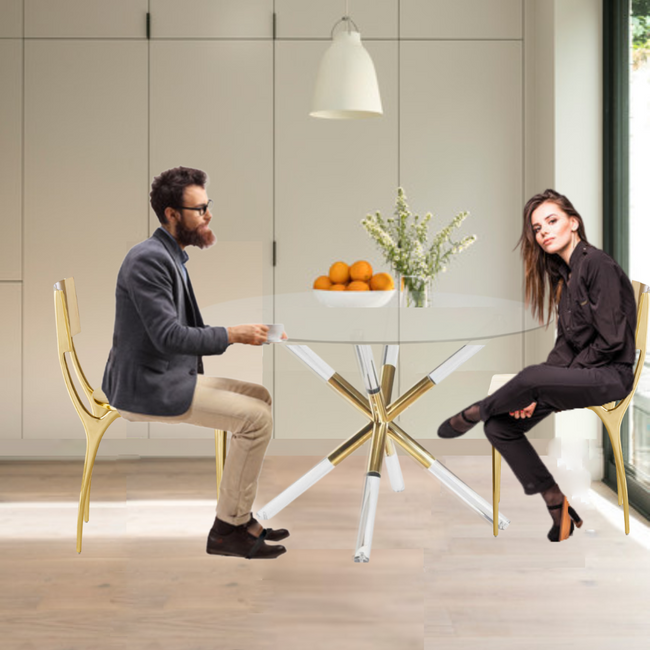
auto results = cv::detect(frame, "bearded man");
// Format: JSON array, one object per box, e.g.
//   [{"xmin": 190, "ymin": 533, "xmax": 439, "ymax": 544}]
[{"xmin": 102, "ymin": 166, "xmax": 287, "ymax": 559}]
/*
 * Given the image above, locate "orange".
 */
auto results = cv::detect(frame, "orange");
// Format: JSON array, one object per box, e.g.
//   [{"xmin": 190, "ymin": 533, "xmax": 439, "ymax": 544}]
[
  {"xmin": 313, "ymin": 275, "xmax": 333, "ymax": 290},
  {"xmin": 329, "ymin": 261, "xmax": 350, "ymax": 284},
  {"xmin": 370, "ymin": 272, "xmax": 395, "ymax": 291},
  {"xmin": 330, "ymin": 283, "xmax": 347, "ymax": 291},
  {"xmin": 347, "ymin": 281, "xmax": 370, "ymax": 291},
  {"xmin": 350, "ymin": 260, "xmax": 373, "ymax": 283}
]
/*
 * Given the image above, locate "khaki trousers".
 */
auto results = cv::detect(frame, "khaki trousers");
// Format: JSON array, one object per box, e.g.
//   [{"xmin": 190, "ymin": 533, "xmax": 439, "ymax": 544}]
[{"xmin": 118, "ymin": 375, "xmax": 273, "ymax": 526}]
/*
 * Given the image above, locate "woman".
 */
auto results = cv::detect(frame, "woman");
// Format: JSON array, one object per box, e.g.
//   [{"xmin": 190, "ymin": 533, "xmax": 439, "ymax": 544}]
[{"xmin": 438, "ymin": 189, "xmax": 637, "ymax": 542}]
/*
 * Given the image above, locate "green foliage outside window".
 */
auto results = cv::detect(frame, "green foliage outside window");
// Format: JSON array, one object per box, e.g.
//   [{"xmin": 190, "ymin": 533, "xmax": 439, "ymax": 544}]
[
  {"xmin": 632, "ymin": 0, "xmax": 650, "ymax": 67},
  {"xmin": 632, "ymin": 0, "xmax": 650, "ymax": 49}
]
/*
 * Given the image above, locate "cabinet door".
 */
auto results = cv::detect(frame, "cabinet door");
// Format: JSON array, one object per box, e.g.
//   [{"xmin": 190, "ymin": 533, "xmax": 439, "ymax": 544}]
[
  {"xmin": 0, "ymin": 0, "xmax": 22, "ymax": 37},
  {"xmin": 274, "ymin": 40, "xmax": 398, "ymax": 439},
  {"xmin": 0, "ymin": 285, "xmax": 22, "ymax": 440},
  {"xmin": 399, "ymin": 40, "xmax": 533, "ymax": 439},
  {"xmin": 149, "ymin": 41, "xmax": 273, "ymax": 440},
  {"xmin": 25, "ymin": 0, "xmax": 148, "ymax": 38},
  {"xmin": 0, "ymin": 40, "xmax": 22, "ymax": 280},
  {"xmin": 276, "ymin": 0, "xmax": 397, "ymax": 39},
  {"xmin": 150, "ymin": 0, "xmax": 272, "ymax": 38},
  {"xmin": 24, "ymin": 41, "xmax": 148, "ymax": 440},
  {"xmin": 400, "ymin": 41, "xmax": 523, "ymax": 302},
  {"xmin": 400, "ymin": 0, "xmax": 522, "ymax": 39}
]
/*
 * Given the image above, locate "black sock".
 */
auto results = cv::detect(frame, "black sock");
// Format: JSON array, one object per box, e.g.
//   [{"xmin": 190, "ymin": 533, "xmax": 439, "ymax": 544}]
[
  {"xmin": 213, "ymin": 517, "xmax": 238, "ymax": 535},
  {"xmin": 541, "ymin": 484, "xmax": 565, "ymax": 526},
  {"xmin": 449, "ymin": 403, "xmax": 481, "ymax": 433}
]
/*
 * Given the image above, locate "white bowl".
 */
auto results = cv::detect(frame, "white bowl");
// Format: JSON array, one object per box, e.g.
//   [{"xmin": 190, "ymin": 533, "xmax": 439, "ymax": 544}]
[{"xmin": 313, "ymin": 289, "xmax": 396, "ymax": 308}]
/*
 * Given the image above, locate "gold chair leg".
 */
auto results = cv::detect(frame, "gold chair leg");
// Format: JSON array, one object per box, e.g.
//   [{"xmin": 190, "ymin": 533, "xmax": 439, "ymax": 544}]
[
  {"xmin": 84, "ymin": 474, "xmax": 92, "ymax": 523},
  {"xmin": 615, "ymin": 461, "xmax": 623, "ymax": 507},
  {"xmin": 79, "ymin": 442, "xmax": 91, "ymax": 523},
  {"xmin": 76, "ymin": 410, "xmax": 121, "ymax": 554},
  {"xmin": 497, "ymin": 451, "xmax": 502, "ymax": 503},
  {"xmin": 77, "ymin": 436, "xmax": 102, "ymax": 553},
  {"xmin": 605, "ymin": 421, "xmax": 630, "ymax": 535},
  {"xmin": 78, "ymin": 445, "xmax": 91, "ymax": 538},
  {"xmin": 215, "ymin": 430, "xmax": 228, "ymax": 501},
  {"xmin": 492, "ymin": 447, "xmax": 501, "ymax": 537}
]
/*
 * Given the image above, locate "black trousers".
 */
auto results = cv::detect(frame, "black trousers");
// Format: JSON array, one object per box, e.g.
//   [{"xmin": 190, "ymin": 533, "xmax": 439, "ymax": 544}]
[{"xmin": 477, "ymin": 363, "xmax": 634, "ymax": 495}]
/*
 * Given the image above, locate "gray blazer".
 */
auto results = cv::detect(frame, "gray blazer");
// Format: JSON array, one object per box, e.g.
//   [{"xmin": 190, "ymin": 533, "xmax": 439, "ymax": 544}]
[{"xmin": 102, "ymin": 228, "xmax": 230, "ymax": 416}]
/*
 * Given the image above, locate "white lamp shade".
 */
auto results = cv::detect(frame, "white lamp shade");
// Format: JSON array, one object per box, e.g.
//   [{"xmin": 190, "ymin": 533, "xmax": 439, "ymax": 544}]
[{"xmin": 310, "ymin": 30, "xmax": 383, "ymax": 119}]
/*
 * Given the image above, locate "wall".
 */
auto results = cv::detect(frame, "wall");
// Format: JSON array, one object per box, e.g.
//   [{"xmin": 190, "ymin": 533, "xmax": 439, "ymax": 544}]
[
  {"xmin": 0, "ymin": 0, "xmax": 603, "ymax": 464},
  {"xmin": 551, "ymin": 0, "xmax": 605, "ymax": 488}
]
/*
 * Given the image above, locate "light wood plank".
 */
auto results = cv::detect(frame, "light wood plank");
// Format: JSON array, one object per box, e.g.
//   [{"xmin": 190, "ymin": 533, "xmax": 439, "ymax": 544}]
[{"xmin": 0, "ymin": 456, "xmax": 649, "ymax": 648}]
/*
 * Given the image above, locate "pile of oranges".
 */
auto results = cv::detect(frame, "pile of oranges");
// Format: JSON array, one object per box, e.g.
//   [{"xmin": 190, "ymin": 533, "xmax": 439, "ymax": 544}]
[{"xmin": 313, "ymin": 261, "xmax": 395, "ymax": 292}]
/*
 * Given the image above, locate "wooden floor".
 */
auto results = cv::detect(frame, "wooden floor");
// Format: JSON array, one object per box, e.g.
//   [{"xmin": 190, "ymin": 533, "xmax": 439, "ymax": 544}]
[{"xmin": 1, "ymin": 454, "xmax": 649, "ymax": 650}]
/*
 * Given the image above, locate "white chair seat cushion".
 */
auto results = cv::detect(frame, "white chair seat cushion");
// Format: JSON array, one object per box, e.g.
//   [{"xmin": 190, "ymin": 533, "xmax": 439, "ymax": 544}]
[
  {"xmin": 488, "ymin": 374, "xmax": 516, "ymax": 396},
  {"xmin": 92, "ymin": 387, "xmax": 109, "ymax": 404}
]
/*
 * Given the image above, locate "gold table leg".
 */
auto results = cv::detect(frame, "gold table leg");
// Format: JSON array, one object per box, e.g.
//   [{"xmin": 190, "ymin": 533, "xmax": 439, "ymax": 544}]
[{"xmin": 257, "ymin": 343, "xmax": 505, "ymax": 551}]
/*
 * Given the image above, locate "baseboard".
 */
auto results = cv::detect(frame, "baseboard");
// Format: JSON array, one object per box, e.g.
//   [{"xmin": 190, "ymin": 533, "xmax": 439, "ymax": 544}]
[{"xmin": 0, "ymin": 437, "xmax": 551, "ymax": 460}]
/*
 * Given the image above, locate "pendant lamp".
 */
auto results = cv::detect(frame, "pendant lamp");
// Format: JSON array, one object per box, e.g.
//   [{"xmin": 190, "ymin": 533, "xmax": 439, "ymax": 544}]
[{"xmin": 310, "ymin": 9, "xmax": 383, "ymax": 119}]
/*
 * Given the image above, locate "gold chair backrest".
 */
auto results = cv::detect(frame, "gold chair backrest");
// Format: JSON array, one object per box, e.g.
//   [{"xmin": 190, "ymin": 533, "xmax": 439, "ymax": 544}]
[
  {"xmin": 54, "ymin": 278, "xmax": 80, "ymax": 353},
  {"xmin": 54, "ymin": 277, "xmax": 105, "ymax": 418},
  {"xmin": 630, "ymin": 281, "xmax": 649, "ymax": 393}
]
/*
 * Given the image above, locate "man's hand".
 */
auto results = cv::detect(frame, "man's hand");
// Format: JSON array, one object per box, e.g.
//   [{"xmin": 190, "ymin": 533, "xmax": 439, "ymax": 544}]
[
  {"xmin": 227, "ymin": 324, "xmax": 270, "ymax": 346},
  {"xmin": 509, "ymin": 402, "xmax": 537, "ymax": 419}
]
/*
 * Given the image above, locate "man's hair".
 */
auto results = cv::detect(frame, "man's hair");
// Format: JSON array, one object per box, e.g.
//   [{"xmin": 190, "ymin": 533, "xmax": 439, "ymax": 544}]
[{"xmin": 150, "ymin": 166, "xmax": 208, "ymax": 224}]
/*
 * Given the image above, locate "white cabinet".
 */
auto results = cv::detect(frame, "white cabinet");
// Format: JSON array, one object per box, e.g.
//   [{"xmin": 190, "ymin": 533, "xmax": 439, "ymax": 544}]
[
  {"xmin": 23, "ymin": 41, "xmax": 148, "ymax": 440},
  {"xmin": 0, "ymin": 284, "xmax": 21, "ymax": 439},
  {"xmin": 0, "ymin": 40, "xmax": 22, "ymax": 280},
  {"xmin": 25, "ymin": 0, "xmax": 148, "ymax": 38},
  {"xmin": 0, "ymin": 0, "xmax": 22, "ymax": 37},
  {"xmin": 150, "ymin": 0, "xmax": 272, "ymax": 39},
  {"xmin": 399, "ymin": 39, "xmax": 527, "ymax": 438},
  {"xmin": 276, "ymin": 0, "xmax": 397, "ymax": 39},
  {"xmin": 149, "ymin": 41, "xmax": 273, "ymax": 439},
  {"xmin": 400, "ymin": 41, "xmax": 523, "ymax": 302},
  {"xmin": 9, "ymin": 0, "xmax": 543, "ymax": 447},
  {"xmin": 275, "ymin": 40, "xmax": 398, "ymax": 296},
  {"xmin": 400, "ymin": 0, "xmax": 523, "ymax": 39}
]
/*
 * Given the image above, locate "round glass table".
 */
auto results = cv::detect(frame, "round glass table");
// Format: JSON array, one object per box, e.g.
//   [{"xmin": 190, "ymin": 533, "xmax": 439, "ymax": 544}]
[{"xmin": 217, "ymin": 291, "xmax": 549, "ymax": 562}]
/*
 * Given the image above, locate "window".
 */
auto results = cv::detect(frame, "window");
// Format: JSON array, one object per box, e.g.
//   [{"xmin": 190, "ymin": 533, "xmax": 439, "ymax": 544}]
[
  {"xmin": 629, "ymin": 0, "xmax": 650, "ymax": 491},
  {"xmin": 604, "ymin": 0, "xmax": 650, "ymax": 519}
]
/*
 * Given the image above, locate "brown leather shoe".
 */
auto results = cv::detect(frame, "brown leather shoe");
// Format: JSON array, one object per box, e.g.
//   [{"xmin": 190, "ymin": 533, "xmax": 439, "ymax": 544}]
[{"xmin": 206, "ymin": 526, "xmax": 286, "ymax": 559}]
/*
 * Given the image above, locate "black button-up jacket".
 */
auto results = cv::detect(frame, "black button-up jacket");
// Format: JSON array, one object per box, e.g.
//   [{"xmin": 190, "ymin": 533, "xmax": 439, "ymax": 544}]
[{"xmin": 544, "ymin": 242, "xmax": 637, "ymax": 370}]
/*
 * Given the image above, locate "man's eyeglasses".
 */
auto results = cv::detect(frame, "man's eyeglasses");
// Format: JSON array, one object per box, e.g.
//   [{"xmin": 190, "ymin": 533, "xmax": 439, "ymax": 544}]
[{"xmin": 176, "ymin": 198, "xmax": 213, "ymax": 216}]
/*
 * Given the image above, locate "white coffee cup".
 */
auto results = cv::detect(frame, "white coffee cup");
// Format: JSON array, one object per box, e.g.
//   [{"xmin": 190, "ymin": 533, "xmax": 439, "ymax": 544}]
[{"xmin": 265, "ymin": 323, "xmax": 285, "ymax": 343}]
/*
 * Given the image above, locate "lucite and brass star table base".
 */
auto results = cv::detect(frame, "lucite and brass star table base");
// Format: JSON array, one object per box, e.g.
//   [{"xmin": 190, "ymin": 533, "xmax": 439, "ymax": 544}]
[{"xmin": 256, "ymin": 343, "xmax": 511, "ymax": 562}]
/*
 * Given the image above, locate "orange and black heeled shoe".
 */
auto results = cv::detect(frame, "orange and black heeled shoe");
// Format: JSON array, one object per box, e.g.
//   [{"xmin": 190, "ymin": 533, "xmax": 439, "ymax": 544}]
[{"xmin": 547, "ymin": 497, "xmax": 583, "ymax": 542}]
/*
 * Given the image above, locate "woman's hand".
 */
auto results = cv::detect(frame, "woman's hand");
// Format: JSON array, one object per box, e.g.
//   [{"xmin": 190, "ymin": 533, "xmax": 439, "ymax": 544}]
[{"xmin": 509, "ymin": 402, "xmax": 537, "ymax": 419}]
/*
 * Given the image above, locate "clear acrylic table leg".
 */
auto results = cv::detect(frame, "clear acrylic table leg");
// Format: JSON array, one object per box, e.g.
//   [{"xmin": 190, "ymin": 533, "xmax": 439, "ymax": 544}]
[
  {"xmin": 354, "ymin": 473, "xmax": 381, "ymax": 563},
  {"xmin": 384, "ymin": 443, "xmax": 405, "ymax": 492}
]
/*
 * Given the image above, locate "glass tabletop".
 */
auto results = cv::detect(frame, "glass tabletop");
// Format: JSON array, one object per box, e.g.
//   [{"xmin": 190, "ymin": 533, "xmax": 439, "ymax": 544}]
[{"xmin": 208, "ymin": 292, "xmax": 552, "ymax": 344}]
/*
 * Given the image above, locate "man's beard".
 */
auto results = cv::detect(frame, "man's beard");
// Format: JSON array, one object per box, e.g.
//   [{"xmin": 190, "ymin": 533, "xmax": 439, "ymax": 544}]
[{"xmin": 175, "ymin": 217, "xmax": 217, "ymax": 249}]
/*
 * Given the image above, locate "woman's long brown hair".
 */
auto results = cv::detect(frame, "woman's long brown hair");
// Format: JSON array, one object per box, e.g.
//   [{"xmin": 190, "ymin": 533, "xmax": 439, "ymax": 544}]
[{"xmin": 516, "ymin": 189, "xmax": 590, "ymax": 327}]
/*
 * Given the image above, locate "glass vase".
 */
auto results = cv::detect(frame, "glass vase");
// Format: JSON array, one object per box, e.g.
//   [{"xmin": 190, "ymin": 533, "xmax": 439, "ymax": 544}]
[{"xmin": 400, "ymin": 275, "xmax": 432, "ymax": 308}]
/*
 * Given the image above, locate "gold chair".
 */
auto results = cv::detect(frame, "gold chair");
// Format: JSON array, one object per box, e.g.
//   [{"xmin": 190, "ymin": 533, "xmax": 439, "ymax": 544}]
[
  {"xmin": 490, "ymin": 280, "xmax": 649, "ymax": 537},
  {"xmin": 53, "ymin": 277, "xmax": 228, "ymax": 553}
]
